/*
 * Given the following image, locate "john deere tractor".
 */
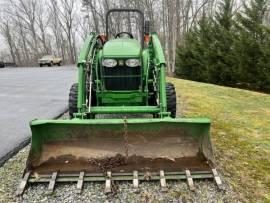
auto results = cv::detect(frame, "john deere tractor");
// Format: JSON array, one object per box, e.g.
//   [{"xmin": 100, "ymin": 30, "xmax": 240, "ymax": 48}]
[
  {"xmin": 17, "ymin": 9, "xmax": 220, "ymax": 195},
  {"xmin": 69, "ymin": 9, "xmax": 176, "ymax": 119}
]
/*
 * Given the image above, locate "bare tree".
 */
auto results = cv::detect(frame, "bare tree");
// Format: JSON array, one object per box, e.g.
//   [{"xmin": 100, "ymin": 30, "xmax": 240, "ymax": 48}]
[
  {"xmin": 0, "ymin": 20, "xmax": 17, "ymax": 64},
  {"xmin": 56, "ymin": 0, "xmax": 78, "ymax": 64},
  {"xmin": 0, "ymin": 0, "xmax": 245, "ymax": 69}
]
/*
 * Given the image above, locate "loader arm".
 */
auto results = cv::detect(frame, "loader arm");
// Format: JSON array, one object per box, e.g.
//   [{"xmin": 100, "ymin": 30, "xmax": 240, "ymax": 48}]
[
  {"xmin": 149, "ymin": 33, "xmax": 168, "ymax": 117},
  {"xmin": 77, "ymin": 33, "xmax": 99, "ymax": 116}
]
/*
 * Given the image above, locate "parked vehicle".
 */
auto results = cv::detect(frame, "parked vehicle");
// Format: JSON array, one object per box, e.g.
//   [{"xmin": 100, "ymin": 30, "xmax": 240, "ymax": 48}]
[
  {"xmin": 38, "ymin": 55, "xmax": 62, "ymax": 67},
  {"xmin": 4, "ymin": 62, "xmax": 17, "ymax": 67},
  {"xmin": 0, "ymin": 61, "xmax": 5, "ymax": 68}
]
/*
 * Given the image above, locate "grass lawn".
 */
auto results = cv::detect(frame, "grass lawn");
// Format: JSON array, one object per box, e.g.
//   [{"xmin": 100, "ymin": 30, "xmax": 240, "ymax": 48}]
[{"xmin": 168, "ymin": 78, "xmax": 270, "ymax": 203}]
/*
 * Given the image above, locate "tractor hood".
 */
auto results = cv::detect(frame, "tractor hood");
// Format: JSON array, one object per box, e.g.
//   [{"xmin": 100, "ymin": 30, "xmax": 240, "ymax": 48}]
[{"xmin": 103, "ymin": 38, "xmax": 141, "ymax": 58}]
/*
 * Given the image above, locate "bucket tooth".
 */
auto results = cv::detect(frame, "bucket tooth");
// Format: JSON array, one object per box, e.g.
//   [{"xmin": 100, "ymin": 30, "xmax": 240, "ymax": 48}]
[
  {"xmin": 185, "ymin": 170, "xmax": 195, "ymax": 191},
  {"xmin": 16, "ymin": 171, "xmax": 31, "ymax": 196},
  {"xmin": 160, "ymin": 170, "xmax": 167, "ymax": 192},
  {"xmin": 144, "ymin": 171, "xmax": 151, "ymax": 181},
  {"xmin": 48, "ymin": 172, "xmax": 57, "ymax": 194},
  {"xmin": 212, "ymin": 169, "xmax": 222, "ymax": 189},
  {"xmin": 76, "ymin": 171, "xmax": 85, "ymax": 194},
  {"xmin": 104, "ymin": 171, "xmax": 112, "ymax": 194},
  {"xmin": 133, "ymin": 171, "xmax": 139, "ymax": 191}
]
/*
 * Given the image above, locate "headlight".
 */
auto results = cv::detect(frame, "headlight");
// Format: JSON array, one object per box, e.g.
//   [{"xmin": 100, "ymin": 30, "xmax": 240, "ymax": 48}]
[
  {"xmin": 102, "ymin": 59, "xmax": 117, "ymax": 67},
  {"xmin": 125, "ymin": 59, "xmax": 140, "ymax": 67}
]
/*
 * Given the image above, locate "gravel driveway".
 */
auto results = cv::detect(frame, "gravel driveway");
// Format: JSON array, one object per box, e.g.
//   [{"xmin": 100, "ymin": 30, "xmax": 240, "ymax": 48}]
[{"xmin": 0, "ymin": 146, "xmax": 239, "ymax": 203}]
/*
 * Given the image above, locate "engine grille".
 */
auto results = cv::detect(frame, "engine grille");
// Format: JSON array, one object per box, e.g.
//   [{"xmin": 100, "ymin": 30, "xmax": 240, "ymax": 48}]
[{"xmin": 103, "ymin": 66, "xmax": 141, "ymax": 90}]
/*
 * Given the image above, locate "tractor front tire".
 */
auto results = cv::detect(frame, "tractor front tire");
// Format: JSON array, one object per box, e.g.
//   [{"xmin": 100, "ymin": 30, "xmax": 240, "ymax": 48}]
[
  {"xmin": 69, "ymin": 83, "xmax": 78, "ymax": 118},
  {"xmin": 166, "ymin": 82, "xmax": 177, "ymax": 118}
]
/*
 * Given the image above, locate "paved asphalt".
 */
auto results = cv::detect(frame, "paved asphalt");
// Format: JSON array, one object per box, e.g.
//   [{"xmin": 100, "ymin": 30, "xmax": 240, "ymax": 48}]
[{"xmin": 0, "ymin": 66, "xmax": 77, "ymax": 165}]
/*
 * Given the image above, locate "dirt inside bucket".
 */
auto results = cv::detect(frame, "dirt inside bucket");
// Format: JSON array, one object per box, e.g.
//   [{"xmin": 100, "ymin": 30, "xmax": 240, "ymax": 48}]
[
  {"xmin": 27, "ymin": 127, "xmax": 212, "ymax": 174},
  {"xmin": 88, "ymin": 154, "xmax": 127, "ymax": 172},
  {"xmin": 29, "ymin": 153, "xmax": 210, "ymax": 174}
]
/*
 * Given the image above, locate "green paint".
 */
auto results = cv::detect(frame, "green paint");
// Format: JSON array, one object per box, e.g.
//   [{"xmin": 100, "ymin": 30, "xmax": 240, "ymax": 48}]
[
  {"xmin": 26, "ymin": 10, "xmax": 214, "ymax": 183},
  {"xmin": 89, "ymin": 106, "xmax": 160, "ymax": 114},
  {"xmin": 102, "ymin": 38, "xmax": 141, "ymax": 58},
  {"xmin": 29, "ymin": 118, "xmax": 212, "ymax": 162},
  {"xmin": 97, "ymin": 91, "xmax": 145, "ymax": 106},
  {"xmin": 73, "ymin": 30, "xmax": 172, "ymax": 113},
  {"xmin": 77, "ymin": 33, "xmax": 97, "ymax": 112}
]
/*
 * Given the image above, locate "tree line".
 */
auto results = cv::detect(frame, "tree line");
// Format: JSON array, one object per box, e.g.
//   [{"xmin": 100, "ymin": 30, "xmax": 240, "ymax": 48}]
[
  {"xmin": 0, "ymin": 0, "xmax": 228, "ymax": 68},
  {"xmin": 1, "ymin": 0, "xmax": 270, "ymax": 92},
  {"xmin": 176, "ymin": 0, "xmax": 270, "ymax": 92},
  {"xmin": 0, "ymin": 0, "xmax": 81, "ymax": 66}
]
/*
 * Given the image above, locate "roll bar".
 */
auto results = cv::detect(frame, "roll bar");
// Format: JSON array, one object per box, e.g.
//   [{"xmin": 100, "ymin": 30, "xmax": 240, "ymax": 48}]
[{"xmin": 105, "ymin": 9, "xmax": 145, "ymax": 47}]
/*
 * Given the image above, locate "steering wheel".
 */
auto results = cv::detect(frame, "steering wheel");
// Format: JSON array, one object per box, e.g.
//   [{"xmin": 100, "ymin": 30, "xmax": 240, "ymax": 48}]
[{"xmin": 115, "ymin": 32, "xmax": 134, "ymax": 39}]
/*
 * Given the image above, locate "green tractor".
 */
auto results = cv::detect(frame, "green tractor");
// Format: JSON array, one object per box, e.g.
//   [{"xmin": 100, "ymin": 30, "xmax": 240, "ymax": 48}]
[
  {"xmin": 17, "ymin": 9, "xmax": 221, "ymax": 195},
  {"xmin": 69, "ymin": 9, "xmax": 176, "ymax": 119}
]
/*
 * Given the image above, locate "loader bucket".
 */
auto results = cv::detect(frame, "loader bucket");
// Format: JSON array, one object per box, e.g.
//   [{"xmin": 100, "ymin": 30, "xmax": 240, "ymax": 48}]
[{"xmin": 26, "ymin": 118, "xmax": 214, "ymax": 175}]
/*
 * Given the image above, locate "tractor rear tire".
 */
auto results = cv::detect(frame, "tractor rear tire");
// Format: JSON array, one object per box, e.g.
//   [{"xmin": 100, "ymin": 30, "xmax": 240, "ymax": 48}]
[
  {"xmin": 69, "ymin": 83, "xmax": 78, "ymax": 118},
  {"xmin": 166, "ymin": 82, "xmax": 177, "ymax": 118}
]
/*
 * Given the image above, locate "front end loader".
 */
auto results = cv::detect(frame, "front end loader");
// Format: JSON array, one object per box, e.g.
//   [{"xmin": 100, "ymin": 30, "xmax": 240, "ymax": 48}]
[{"xmin": 17, "ymin": 9, "xmax": 222, "ymax": 195}]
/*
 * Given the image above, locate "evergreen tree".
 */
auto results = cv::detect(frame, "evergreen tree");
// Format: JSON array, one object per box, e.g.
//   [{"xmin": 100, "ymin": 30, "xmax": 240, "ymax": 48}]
[
  {"xmin": 176, "ymin": 15, "xmax": 214, "ymax": 82},
  {"xmin": 176, "ymin": 0, "xmax": 236, "ymax": 85},
  {"xmin": 209, "ymin": 0, "xmax": 236, "ymax": 85},
  {"xmin": 234, "ymin": 0, "xmax": 270, "ymax": 91},
  {"xmin": 175, "ymin": 0, "xmax": 270, "ymax": 92}
]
